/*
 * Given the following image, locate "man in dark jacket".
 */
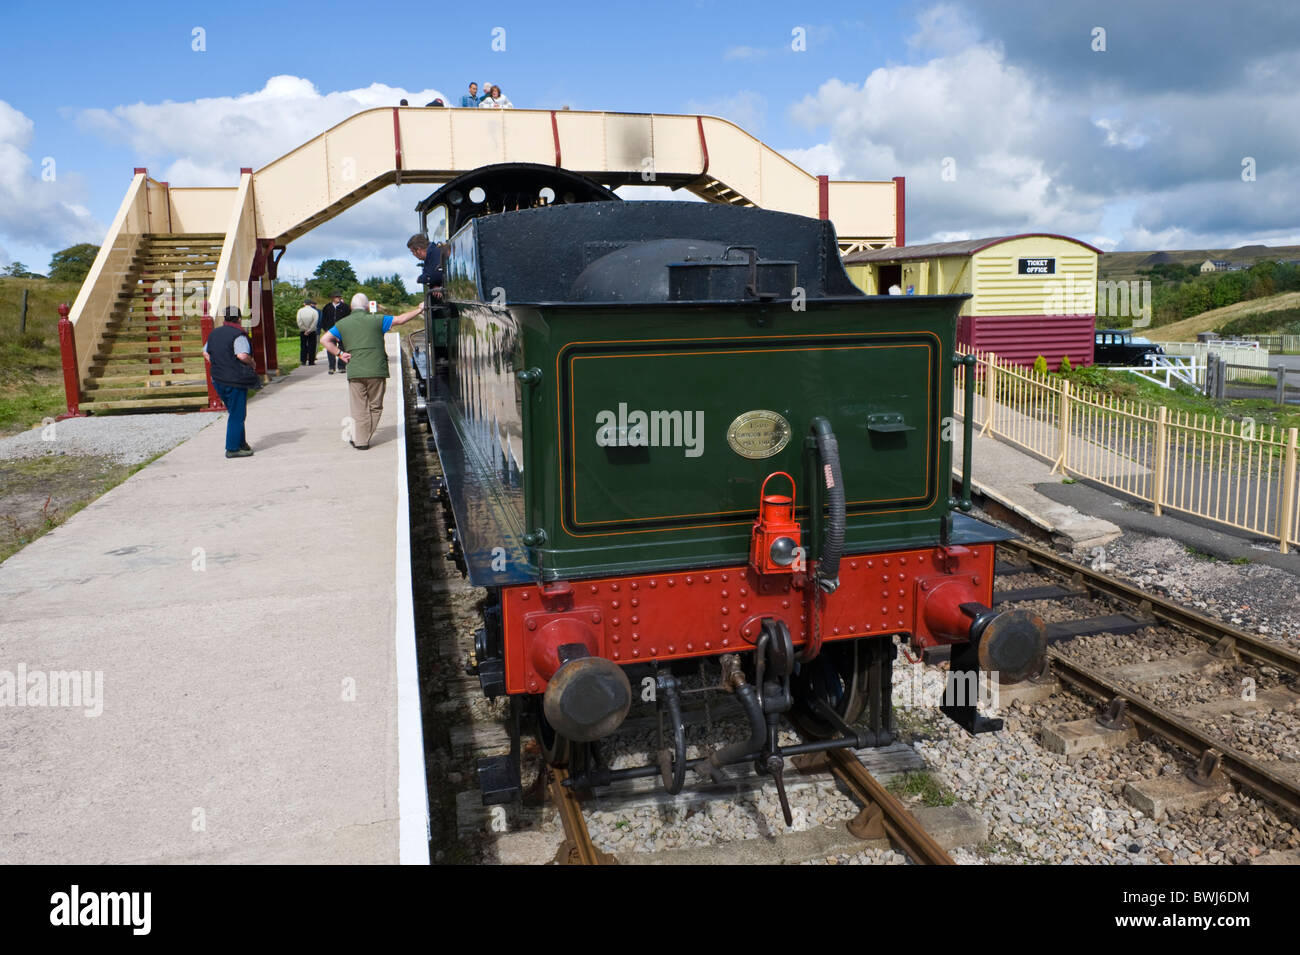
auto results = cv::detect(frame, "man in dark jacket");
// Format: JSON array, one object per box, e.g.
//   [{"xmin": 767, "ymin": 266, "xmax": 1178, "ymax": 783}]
[
  {"xmin": 203, "ymin": 306, "xmax": 260, "ymax": 458},
  {"xmin": 407, "ymin": 234, "xmax": 445, "ymax": 300},
  {"xmin": 319, "ymin": 291, "xmax": 351, "ymax": 374}
]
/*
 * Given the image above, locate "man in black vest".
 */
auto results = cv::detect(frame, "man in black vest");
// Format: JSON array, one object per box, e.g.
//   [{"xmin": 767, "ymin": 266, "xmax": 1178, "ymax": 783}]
[
  {"xmin": 203, "ymin": 306, "xmax": 260, "ymax": 459},
  {"xmin": 319, "ymin": 290, "xmax": 351, "ymax": 374}
]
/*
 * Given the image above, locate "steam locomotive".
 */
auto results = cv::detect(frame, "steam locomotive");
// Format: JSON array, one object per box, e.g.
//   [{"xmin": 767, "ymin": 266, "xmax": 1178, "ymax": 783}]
[{"xmin": 409, "ymin": 162, "xmax": 1046, "ymax": 812}]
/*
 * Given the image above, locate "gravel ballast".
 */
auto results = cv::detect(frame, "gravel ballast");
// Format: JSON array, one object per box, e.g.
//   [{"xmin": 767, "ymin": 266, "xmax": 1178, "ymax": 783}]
[{"xmin": 0, "ymin": 413, "xmax": 216, "ymax": 466}]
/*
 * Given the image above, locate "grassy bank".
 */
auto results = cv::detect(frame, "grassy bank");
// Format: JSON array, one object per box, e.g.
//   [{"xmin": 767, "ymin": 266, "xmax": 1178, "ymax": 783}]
[
  {"xmin": 0, "ymin": 277, "xmax": 83, "ymax": 435},
  {"xmin": 1063, "ymin": 365, "xmax": 1300, "ymax": 431}
]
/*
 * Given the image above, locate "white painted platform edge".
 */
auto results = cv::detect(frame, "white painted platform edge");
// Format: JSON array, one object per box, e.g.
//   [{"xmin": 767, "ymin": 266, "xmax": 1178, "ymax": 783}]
[{"xmin": 393, "ymin": 334, "xmax": 431, "ymax": 864}]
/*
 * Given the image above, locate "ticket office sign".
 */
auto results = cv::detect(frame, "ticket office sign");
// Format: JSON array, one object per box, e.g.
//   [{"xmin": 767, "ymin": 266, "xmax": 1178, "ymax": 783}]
[{"xmin": 1018, "ymin": 257, "xmax": 1056, "ymax": 275}]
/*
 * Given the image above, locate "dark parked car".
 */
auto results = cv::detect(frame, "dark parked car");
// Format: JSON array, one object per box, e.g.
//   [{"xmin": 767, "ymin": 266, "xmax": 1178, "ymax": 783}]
[{"xmin": 1094, "ymin": 330, "xmax": 1165, "ymax": 366}]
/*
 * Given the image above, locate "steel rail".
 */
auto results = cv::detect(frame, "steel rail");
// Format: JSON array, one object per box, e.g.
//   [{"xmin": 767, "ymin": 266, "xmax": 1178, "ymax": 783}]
[
  {"xmin": 1047, "ymin": 649, "xmax": 1300, "ymax": 819},
  {"xmin": 1000, "ymin": 539, "xmax": 1300, "ymax": 677},
  {"xmin": 825, "ymin": 749, "xmax": 955, "ymax": 865},
  {"xmin": 548, "ymin": 767, "xmax": 611, "ymax": 865}
]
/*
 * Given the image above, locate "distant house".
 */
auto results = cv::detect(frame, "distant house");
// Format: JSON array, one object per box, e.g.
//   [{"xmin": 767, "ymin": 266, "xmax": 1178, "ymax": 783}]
[{"xmin": 1200, "ymin": 259, "xmax": 1232, "ymax": 273}]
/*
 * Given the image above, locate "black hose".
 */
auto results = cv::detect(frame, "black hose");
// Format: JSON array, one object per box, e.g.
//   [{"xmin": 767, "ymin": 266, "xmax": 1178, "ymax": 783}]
[
  {"xmin": 704, "ymin": 682, "xmax": 767, "ymax": 781},
  {"xmin": 809, "ymin": 416, "xmax": 844, "ymax": 593},
  {"xmin": 656, "ymin": 674, "xmax": 686, "ymax": 795}
]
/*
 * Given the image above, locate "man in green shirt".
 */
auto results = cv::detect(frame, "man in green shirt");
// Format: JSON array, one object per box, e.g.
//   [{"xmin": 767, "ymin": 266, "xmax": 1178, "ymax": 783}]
[{"xmin": 322, "ymin": 292, "xmax": 422, "ymax": 449}]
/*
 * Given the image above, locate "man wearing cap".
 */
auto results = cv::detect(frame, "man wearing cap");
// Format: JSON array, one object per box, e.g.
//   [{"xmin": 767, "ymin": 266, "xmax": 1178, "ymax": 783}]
[
  {"xmin": 203, "ymin": 306, "xmax": 259, "ymax": 459},
  {"xmin": 321, "ymin": 293, "xmax": 422, "ymax": 450},
  {"xmin": 407, "ymin": 233, "xmax": 445, "ymax": 301},
  {"xmin": 296, "ymin": 296, "xmax": 320, "ymax": 365},
  {"xmin": 319, "ymin": 290, "xmax": 351, "ymax": 374}
]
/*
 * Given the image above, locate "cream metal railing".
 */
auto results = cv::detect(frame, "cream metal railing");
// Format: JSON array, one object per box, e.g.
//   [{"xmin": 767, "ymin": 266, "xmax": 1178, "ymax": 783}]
[
  {"xmin": 957, "ymin": 347, "xmax": 1300, "ymax": 553},
  {"xmin": 208, "ymin": 172, "xmax": 257, "ymax": 323},
  {"xmin": 64, "ymin": 171, "xmax": 151, "ymax": 394}
]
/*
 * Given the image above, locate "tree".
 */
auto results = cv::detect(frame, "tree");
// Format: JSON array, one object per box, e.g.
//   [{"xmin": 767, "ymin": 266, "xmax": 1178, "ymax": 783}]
[
  {"xmin": 47, "ymin": 243, "xmax": 99, "ymax": 283},
  {"xmin": 311, "ymin": 259, "xmax": 358, "ymax": 292},
  {"xmin": 1, "ymin": 261, "xmax": 41, "ymax": 278}
]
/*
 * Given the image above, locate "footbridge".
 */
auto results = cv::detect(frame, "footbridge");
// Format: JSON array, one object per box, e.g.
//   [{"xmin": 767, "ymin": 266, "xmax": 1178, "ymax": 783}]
[{"xmin": 59, "ymin": 108, "xmax": 905, "ymax": 414}]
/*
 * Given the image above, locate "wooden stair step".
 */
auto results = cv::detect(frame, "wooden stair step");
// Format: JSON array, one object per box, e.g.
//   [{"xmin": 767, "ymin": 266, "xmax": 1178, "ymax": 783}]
[
  {"xmin": 80, "ymin": 395, "xmax": 213, "ymax": 412},
  {"xmin": 83, "ymin": 385, "xmax": 211, "ymax": 401},
  {"xmin": 142, "ymin": 234, "xmax": 224, "ymax": 242},
  {"xmin": 89, "ymin": 361, "xmax": 208, "ymax": 374},
  {"xmin": 87, "ymin": 374, "xmax": 208, "ymax": 389},
  {"xmin": 97, "ymin": 346, "xmax": 206, "ymax": 360},
  {"xmin": 107, "ymin": 331, "xmax": 204, "ymax": 342}
]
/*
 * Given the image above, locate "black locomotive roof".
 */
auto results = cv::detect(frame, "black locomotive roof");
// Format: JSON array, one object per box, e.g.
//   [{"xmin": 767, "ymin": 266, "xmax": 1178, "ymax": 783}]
[{"xmin": 454, "ymin": 200, "xmax": 865, "ymax": 305}]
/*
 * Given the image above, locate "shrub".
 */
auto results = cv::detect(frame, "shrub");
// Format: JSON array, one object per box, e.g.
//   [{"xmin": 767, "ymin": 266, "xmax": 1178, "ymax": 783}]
[
  {"xmin": 1032, "ymin": 355, "xmax": 1049, "ymax": 377},
  {"xmin": 1059, "ymin": 355, "xmax": 1072, "ymax": 373}
]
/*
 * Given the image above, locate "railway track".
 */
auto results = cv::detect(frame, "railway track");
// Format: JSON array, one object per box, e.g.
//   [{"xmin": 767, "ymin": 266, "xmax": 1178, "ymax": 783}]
[
  {"xmin": 994, "ymin": 539, "xmax": 1300, "ymax": 823},
  {"xmin": 547, "ymin": 746, "xmax": 955, "ymax": 866}
]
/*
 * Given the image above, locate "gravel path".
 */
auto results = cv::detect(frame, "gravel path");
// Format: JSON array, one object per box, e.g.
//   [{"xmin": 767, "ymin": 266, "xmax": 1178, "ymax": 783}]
[{"xmin": 0, "ymin": 413, "xmax": 216, "ymax": 466}]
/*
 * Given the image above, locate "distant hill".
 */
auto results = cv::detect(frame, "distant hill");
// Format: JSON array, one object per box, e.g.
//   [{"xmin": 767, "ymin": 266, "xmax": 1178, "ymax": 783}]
[
  {"xmin": 1100, "ymin": 243, "xmax": 1300, "ymax": 281},
  {"xmin": 1147, "ymin": 291, "xmax": 1300, "ymax": 342}
]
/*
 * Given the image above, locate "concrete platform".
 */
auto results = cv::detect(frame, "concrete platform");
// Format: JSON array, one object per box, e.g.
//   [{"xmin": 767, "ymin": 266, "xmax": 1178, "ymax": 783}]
[
  {"xmin": 954, "ymin": 429, "xmax": 1121, "ymax": 551},
  {"xmin": 0, "ymin": 336, "xmax": 428, "ymax": 864}
]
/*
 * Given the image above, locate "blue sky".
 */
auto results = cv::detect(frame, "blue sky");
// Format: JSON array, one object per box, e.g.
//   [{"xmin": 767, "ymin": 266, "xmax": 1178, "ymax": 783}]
[{"xmin": 2, "ymin": 0, "xmax": 1298, "ymax": 283}]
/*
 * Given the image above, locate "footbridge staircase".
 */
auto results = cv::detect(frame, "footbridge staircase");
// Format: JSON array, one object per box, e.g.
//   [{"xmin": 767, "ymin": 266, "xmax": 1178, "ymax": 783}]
[{"xmin": 58, "ymin": 109, "xmax": 906, "ymax": 415}]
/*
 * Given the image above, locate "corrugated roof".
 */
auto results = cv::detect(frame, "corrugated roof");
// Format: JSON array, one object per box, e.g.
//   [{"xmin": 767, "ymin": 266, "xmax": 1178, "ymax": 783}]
[{"xmin": 842, "ymin": 233, "xmax": 1104, "ymax": 264}]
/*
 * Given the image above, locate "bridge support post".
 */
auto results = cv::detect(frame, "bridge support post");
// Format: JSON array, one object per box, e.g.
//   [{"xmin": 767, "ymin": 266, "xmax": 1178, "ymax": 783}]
[
  {"xmin": 201, "ymin": 305, "xmax": 224, "ymax": 412},
  {"xmin": 55, "ymin": 303, "xmax": 87, "ymax": 420}
]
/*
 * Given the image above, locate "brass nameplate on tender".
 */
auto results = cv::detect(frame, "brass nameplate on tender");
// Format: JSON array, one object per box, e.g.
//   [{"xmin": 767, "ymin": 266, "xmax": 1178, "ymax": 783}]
[{"xmin": 726, "ymin": 410, "xmax": 791, "ymax": 459}]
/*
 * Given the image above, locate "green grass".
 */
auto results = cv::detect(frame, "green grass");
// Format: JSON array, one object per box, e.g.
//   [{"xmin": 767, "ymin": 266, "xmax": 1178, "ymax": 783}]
[
  {"xmin": 1062, "ymin": 365, "xmax": 1300, "ymax": 432},
  {"xmin": 886, "ymin": 771, "xmax": 956, "ymax": 807},
  {"xmin": 0, "ymin": 277, "xmax": 82, "ymax": 435},
  {"xmin": 0, "ymin": 452, "xmax": 162, "ymax": 564}
]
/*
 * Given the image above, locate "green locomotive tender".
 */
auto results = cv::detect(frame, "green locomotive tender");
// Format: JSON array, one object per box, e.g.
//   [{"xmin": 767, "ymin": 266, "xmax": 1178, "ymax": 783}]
[{"xmin": 411, "ymin": 164, "xmax": 1047, "ymax": 808}]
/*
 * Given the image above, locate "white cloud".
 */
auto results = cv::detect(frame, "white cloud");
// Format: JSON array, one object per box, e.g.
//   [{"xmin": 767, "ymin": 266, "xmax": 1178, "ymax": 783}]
[
  {"xmin": 0, "ymin": 100, "xmax": 104, "ymax": 254},
  {"xmin": 724, "ymin": 46, "xmax": 767, "ymax": 61},
  {"xmin": 786, "ymin": 4, "xmax": 1300, "ymax": 249},
  {"xmin": 76, "ymin": 76, "xmax": 446, "ymax": 186},
  {"xmin": 69, "ymin": 77, "xmax": 456, "ymax": 281}
]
